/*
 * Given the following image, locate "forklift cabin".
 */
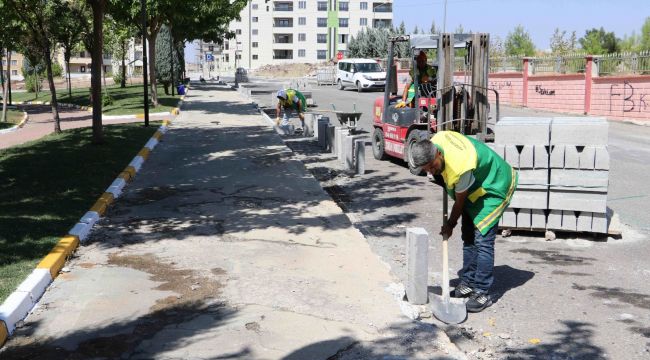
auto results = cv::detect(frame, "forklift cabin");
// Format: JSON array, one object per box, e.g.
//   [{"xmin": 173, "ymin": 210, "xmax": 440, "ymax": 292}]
[{"xmin": 372, "ymin": 33, "xmax": 499, "ymax": 174}]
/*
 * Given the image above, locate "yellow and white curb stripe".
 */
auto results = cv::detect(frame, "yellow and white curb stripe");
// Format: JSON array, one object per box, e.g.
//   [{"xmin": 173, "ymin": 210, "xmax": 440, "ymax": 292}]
[
  {"xmin": 0, "ymin": 118, "xmax": 175, "ymax": 347},
  {"xmin": 0, "ymin": 112, "xmax": 29, "ymax": 135}
]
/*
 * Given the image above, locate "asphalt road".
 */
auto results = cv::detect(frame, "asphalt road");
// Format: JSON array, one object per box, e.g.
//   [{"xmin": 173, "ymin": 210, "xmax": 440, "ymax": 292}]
[{"xmin": 245, "ymin": 78, "xmax": 650, "ymax": 359}]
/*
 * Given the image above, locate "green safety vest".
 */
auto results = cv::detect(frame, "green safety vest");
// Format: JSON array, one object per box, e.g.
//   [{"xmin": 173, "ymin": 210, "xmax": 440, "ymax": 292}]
[
  {"xmin": 406, "ymin": 64, "xmax": 436, "ymax": 103},
  {"xmin": 432, "ymin": 131, "xmax": 518, "ymax": 235},
  {"xmin": 281, "ymin": 89, "xmax": 307, "ymax": 112}
]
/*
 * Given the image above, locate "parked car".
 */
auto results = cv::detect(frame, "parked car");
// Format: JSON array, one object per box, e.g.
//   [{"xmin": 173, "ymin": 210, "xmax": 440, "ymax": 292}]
[{"xmin": 336, "ymin": 59, "xmax": 386, "ymax": 92}]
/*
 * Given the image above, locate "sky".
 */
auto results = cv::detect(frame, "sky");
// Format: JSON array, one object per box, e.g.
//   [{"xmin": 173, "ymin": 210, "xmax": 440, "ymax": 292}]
[{"xmin": 393, "ymin": 0, "xmax": 650, "ymax": 51}]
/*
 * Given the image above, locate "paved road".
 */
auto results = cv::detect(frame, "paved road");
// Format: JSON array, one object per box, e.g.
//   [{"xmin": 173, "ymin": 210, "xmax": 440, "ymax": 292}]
[{"xmin": 249, "ymin": 81, "xmax": 650, "ymax": 359}]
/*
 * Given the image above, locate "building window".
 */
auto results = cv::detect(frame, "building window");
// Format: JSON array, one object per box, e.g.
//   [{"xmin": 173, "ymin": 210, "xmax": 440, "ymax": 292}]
[
  {"xmin": 79, "ymin": 51, "xmax": 85, "ymax": 58},
  {"xmin": 208, "ymin": 45, "xmax": 214, "ymax": 51},
  {"xmin": 236, "ymin": 54, "xmax": 241, "ymax": 60},
  {"xmin": 275, "ymin": 18, "xmax": 292, "ymax": 27},
  {"xmin": 236, "ymin": 29, "xmax": 242, "ymax": 35},
  {"xmin": 339, "ymin": 18, "xmax": 348, "ymax": 27},
  {"xmin": 253, "ymin": 54, "xmax": 258, "ymax": 60},
  {"xmin": 298, "ymin": 49, "xmax": 306, "ymax": 57},
  {"xmin": 274, "ymin": 50, "xmax": 293, "ymax": 59},
  {"xmin": 11, "ymin": 70, "xmax": 17, "ymax": 76},
  {"xmin": 224, "ymin": 42, "xmax": 229, "ymax": 50},
  {"xmin": 11, "ymin": 60, "xmax": 17, "ymax": 66},
  {"xmin": 373, "ymin": 18, "xmax": 392, "ymax": 28},
  {"xmin": 339, "ymin": 34, "xmax": 348, "ymax": 44},
  {"xmin": 298, "ymin": 1, "xmax": 306, "ymax": 9},
  {"xmin": 360, "ymin": 18, "xmax": 367, "ymax": 26},
  {"xmin": 299, "ymin": 17, "xmax": 306, "ymax": 25},
  {"xmin": 317, "ymin": 18, "xmax": 327, "ymax": 27},
  {"xmin": 252, "ymin": 17, "xmax": 258, "ymax": 22},
  {"xmin": 360, "ymin": 2, "xmax": 368, "ymax": 10},
  {"xmin": 80, "ymin": 66, "xmax": 86, "ymax": 73},
  {"xmin": 373, "ymin": 2, "xmax": 392, "ymax": 12},
  {"xmin": 317, "ymin": 50, "xmax": 327, "ymax": 60},
  {"xmin": 252, "ymin": 29, "xmax": 258, "ymax": 35},
  {"xmin": 252, "ymin": 42, "xmax": 258, "ymax": 48},
  {"xmin": 317, "ymin": 34, "xmax": 327, "ymax": 43},
  {"xmin": 274, "ymin": 2, "xmax": 293, "ymax": 11},
  {"xmin": 225, "ymin": 54, "xmax": 229, "ymax": 62},
  {"xmin": 317, "ymin": 1, "xmax": 327, "ymax": 11},
  {"xmin": 339, "ymin": 2, "xmax": 348, "ymax": 11},
  {"xmin": 252, "ymin": 3, "xmax": 258, "ymax": 9},
  {"xmin": 298, "ymin": 33, "xmax": 306, "ymax": 41}
]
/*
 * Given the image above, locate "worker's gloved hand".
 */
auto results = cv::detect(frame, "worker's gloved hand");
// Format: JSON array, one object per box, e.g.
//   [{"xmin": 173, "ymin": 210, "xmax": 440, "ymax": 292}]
[
  {"xmin": 298, "ymin": 113, "xmax": 305, "ymax": 121},
  {"xmin": 275, "ymin": 117, "xmax": 281, "ymax": 126},
  {"xmin": 440, "ymin": 223, "xmax": 454, "ymax": 238},
  {"xmin": 395, "ymin": 100, "xmax": 406, "ymax": 109}
]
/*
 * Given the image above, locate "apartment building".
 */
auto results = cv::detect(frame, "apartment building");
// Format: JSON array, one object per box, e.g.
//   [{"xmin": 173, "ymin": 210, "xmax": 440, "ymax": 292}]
[
  {"xmin": 1, "ymin": 52, "xmax": 25, "ymax": 81},
  {"xmin": 205, "ymin": 0, "xmax": 393, "ymax": 71}
]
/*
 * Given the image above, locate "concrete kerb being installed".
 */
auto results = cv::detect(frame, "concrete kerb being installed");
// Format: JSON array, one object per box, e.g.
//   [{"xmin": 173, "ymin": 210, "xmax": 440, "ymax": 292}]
[
  {"xmin": 0, "ymin": 116, "xmax": 174, "ymax": 348},
  {"xmin": 0, "ymin": 111, "xmax": 29, "ymax": 135}
]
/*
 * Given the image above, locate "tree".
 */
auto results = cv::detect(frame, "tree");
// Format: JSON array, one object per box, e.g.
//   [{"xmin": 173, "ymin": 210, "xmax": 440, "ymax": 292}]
[
  {"xmin": 155, "ymin": 24, "xmax": 182, "ymax": 95},
  {"xmin": 579, "ymin": 27, "xmax": 620, "ymax": 54},
  {"xmin": 430, "ymin": 20, "xmax": 438, "ymax": 34},
  {"xmin": 51, "ymin": 0, "xmax": 85, "ymax": 98},
  {"xmin": 505, "ymin": 25, "xmax": 536, "ymax": 56},
  {"xmin": 413, "ymin": 25, "xmax": 419, "ymax": 34},
  {"xmin": 7, "ymin": 0, "xmax": 63, "ymax": 133},
  {"xmin": 0, "ymin": 1, "xmax": 23, "ymax": 123},
  {"xmin": 394, "ymin": 21, "xmax": 409, "ymax": 58},
  {"xmin": 83, "ymin": 0, "xmax": 106, "ymax": 144},
  {"xmin": 550, "ymin": 28, "xmax": 577, "ymax": 55},
  {"xmin": 104, "ymin": 17, "xmax": 136, "ymax": 88},
  {"xmin": 640, "ymin": 17, "xmax": 650, "ymax": 51},
  {"xmin": 490, "ymin": 35, "xmax": 505, "ymax": 58}
]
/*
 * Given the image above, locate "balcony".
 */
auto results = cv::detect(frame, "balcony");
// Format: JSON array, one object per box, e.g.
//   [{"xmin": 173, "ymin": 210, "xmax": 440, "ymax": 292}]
[
  {"xmin": 273, "ymin": 50, "xmax": 293, "ymax": 60},
  {"xmin": 373, "ymin": 2, "xmax": 392, "ymax": 12},
  {"xmin": 373, "ymin": 19, "xmax": 392, "ymax": 28},
  {"xmin": 274, "ymin": 34, "xmax": 293, "ymax": 44},
  {"xmin": 274, "ymin": 2, "xmax": 293, "ymax": 11},
  {"xmin": 274, "ymin": 18, "xmax": 293, "ymax": 27}
]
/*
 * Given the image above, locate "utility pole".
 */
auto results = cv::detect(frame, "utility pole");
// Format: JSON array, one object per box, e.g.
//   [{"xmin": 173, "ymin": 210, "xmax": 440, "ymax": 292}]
[
  {"xmin": 141, "ymin": 0, "xmax": 149, "ymax": 127},
  {"xmin": 170, "ymin": 23, "xmax": 175, "ymax": 96},
  {"xmin": 443, "ymin": 0, "xmax": 448, "ymax": 33}
]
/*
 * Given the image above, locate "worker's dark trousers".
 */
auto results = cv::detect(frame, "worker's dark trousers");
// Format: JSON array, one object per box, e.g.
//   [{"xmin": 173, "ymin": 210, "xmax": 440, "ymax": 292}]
[{"xmin": 460, "ymin": 213, "xmax": 497, "ymax": 293}]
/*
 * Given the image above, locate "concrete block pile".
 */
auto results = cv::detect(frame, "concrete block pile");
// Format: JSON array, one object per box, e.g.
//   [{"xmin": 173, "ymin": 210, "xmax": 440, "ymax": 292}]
[{"xmin": 493, "ymin": 116, "xmax": 609, "ymax": 234}]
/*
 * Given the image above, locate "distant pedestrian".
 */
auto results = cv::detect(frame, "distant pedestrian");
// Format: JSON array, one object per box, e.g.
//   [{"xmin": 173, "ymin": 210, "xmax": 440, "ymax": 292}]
[
  {"xmin": 411, "ymin": 131, "xmax": 518, "ymax": 312},
  {"xmin": 275, "ymin": 89, "xmax": 306, "ymax": 130}
]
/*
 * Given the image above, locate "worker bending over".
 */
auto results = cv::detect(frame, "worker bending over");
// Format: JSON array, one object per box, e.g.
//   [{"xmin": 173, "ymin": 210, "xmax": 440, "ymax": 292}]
[
  {"xmin": 411, "ymin": 131, "xmax": 518, "ymax": 312},
  {"xmin": 276, "ymin": 89, "xmax": 306, "ymax": 130}
]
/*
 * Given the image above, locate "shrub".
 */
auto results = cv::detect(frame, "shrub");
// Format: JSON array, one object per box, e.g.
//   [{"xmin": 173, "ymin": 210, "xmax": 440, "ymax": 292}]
[
  {"xmin": 102, "ymin": 91, "xmax": 114, "ymax": 106},
  {"xmin": 112, "ymin": 72, "xmax": 124, "ymax": 85},
  {"xmin": 25, "ymin": 74, "xmax": 43, "ymax": 93},
  {"xmin": 51, "ymin": 63, "xmax": 63, "ymax": 78}
]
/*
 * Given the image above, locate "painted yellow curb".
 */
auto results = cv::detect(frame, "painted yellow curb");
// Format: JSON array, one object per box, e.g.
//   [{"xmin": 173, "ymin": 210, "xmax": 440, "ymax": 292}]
[
  {"xmin": 117, "ymin": 171, "xmax": 132, "ymax": 182},
  {"xmin": 124, "ymin": 165, "xmax": 137, "ymax": 179},
  {"xmin": 162, "ymin": 119, "xmax": 171, "ymax": 126},
  {"xmin": 0, "ymin": 321, "xmax": 7, "ymax": 346},
  {"xmin": 152, "ymin": 131, "xmax": 163, "ymax": 140},
  {"xmin": 36, "ymin": 235, "xmax": 80, "ymax": 279},
  {"xmin": 89, "ymin": 193, "xmax": 114, "ymax": 216},
  {"xmin": 138, "ymin": 148, "xmax": 151, "ymax": 160},
  {"xmin": 136, "ymin": 114, "xmax": 145, "ymax": 119}
]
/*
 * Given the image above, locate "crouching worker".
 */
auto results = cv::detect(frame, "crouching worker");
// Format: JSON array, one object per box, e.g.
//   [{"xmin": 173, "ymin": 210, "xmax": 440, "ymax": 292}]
[
  {"xmin": 275, "ymin": 89, "xmax": 307, "ymax": 130},
  {"xmin": 411, "ymin": 131, "xmax": 518, "ymax": 312}
]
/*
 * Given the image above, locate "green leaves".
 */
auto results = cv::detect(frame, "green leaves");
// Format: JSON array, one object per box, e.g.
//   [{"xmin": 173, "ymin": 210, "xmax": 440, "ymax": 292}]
[{"xmin": 505, "ymin": 25, "xmax": 536, "ymax": 57}]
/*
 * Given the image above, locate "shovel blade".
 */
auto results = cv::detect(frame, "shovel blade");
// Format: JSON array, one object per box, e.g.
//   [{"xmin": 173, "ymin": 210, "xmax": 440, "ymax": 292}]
[{"xmin": 430, "ymin": 295, "xmax": 467, "ymax": 324}]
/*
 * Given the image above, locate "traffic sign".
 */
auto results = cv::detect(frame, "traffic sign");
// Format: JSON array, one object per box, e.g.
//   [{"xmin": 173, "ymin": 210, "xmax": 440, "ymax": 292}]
[
  {"xmin": 336, "ymin": 51, "xmax": 343, "ymax": 60},
  {"xmin": 206, "ymin": 53, "xmax": 214, "ymax": 62}
]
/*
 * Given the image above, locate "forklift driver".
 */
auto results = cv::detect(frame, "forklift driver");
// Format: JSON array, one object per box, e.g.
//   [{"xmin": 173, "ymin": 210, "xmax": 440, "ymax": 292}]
[{"xmin": 397, "ymin": 50, "xmax": 436, "ymax": 108}]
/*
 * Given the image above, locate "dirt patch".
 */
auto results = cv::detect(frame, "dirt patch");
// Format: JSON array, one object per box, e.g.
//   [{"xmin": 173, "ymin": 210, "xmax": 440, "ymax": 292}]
[{"xmin": 249, "ymin": 62, "xmax": 331, "ymax": 78}]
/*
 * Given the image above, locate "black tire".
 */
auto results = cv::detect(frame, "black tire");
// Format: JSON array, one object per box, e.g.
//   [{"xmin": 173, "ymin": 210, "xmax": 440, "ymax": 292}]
[
  {"xmin": 356, "ymin": 81, "xmax": 364, "ymax": 93},
  {"xmin": 372, "ymin": 128, "xmax": 387, "ymax": 160},
  {"xmin": 406, "ymin": 130, "xmax": 429, "ymax": 175},
  {"xmin": 337, "ymin": 79, "xmax": 344, "ymax": 90}
]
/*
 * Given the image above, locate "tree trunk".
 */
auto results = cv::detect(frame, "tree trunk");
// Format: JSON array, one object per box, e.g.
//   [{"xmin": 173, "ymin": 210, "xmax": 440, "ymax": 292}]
[
  {"xmin": 89, "ymin": 0, "xmax": 105, "ymax": 144},
  {"xmin": 1, "ymin": 49, "xmax": 6, "ymax": 123},
  {"xmin": 44, "ymin": 45, "xmax": 62, "ymax": 134},
  {"xmin": 7, "ymin": 51, "xmax": 12, "ymax": 105},
  {"xmin": 146, "ymin": 33, "xmax": 158, "ymax": 106},
  {"xmin": 120, "ymin": 39, "xmax": 126, "ymax": 88},
  {"xmin": 66, "ymin": 60, "xmax": 72, "ymax": 98}
]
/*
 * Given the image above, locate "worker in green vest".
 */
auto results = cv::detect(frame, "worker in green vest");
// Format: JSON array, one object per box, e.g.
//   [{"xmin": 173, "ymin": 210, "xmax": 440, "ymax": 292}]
[
  {"xmin": 411, "ymin": 131, "xmax": 518, "ymax": 312},
  {"xmin": 276, "ymin": 89, "xmax": 307, "ymax": 130}
]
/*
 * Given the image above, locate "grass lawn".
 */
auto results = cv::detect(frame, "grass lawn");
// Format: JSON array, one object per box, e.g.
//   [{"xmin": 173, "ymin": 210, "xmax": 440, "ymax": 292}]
[
  {"xmin": 0, "ymin": 109, "xmax": 25, "ymax": 130},
  {"xmin": 11, "ymin": 84, "xmax": 181, "ymax": 116},
  {"xmin": 0, "ymin": 122, "xmax": 161, "ymax": 302}
]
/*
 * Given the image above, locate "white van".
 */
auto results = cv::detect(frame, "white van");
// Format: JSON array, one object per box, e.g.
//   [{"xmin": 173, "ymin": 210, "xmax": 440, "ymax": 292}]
[{"xmin": 336, "ymin": 59, "xmax": 386, "ymax": 92}]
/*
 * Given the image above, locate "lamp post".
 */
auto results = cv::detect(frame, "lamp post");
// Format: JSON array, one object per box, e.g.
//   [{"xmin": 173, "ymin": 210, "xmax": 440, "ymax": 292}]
[
  {"xmin": 443, "ymin": 0, "xmax": 448, "ymax": 33},
  {"xmin": 141, "ymin": 0, "xmax": 149, "ymax": 127}
]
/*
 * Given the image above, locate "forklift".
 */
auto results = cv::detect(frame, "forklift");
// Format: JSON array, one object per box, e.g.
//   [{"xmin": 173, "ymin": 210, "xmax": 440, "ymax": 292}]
[{"xmin": 371, "ymin": 33, "xmax": 500, "ymax": 174}]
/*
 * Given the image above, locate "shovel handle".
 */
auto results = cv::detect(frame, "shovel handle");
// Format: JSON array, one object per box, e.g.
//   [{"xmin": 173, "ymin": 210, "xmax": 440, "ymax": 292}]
[{"xmin": 442, "ymin": 188, "xmax": 450, "ymax": 302}]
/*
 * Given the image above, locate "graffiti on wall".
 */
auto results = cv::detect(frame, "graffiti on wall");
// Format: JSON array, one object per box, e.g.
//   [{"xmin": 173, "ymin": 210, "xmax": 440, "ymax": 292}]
[
  {"xmin": 535, "ymin": 85, "xmax": 556, "ymax": 96},
  {"xmin": 610, "ymin": 81, "xmax": 648, "ymax": 113},
  {"xmin": 489, "ymin": 81, "xmax": 512, "ymax": 90}
]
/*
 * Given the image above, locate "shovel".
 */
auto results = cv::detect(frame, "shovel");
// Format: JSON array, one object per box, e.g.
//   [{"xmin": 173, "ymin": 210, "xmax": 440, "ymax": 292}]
[{"xmin": 430, "ymin": 189, "xmax": 467, "ymax": 324}]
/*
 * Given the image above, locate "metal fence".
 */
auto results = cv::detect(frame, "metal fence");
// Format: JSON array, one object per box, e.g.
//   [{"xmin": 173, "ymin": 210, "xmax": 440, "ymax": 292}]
[
  {"xmin": 529, "ymin": 53, "xmax": 587, "ymax": 74},
  {"xmin": 596, "ymin": 51, "xmax": 650, "ymax": 76}
]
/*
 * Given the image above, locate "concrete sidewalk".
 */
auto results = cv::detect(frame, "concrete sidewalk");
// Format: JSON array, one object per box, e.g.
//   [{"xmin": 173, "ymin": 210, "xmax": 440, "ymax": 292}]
[{"xmin": 1, "ymin": 83, "xmax": 463, "ymax": 359}]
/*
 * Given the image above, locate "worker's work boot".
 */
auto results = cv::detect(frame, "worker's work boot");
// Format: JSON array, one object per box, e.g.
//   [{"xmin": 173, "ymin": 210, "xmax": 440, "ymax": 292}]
[
  {"xmin": 466, "ymin": 292, "xmax": 493, "ymax": 313},
  {"xmin": 451, "ymin": 283, "xmax": 474, "ymax": 298}
]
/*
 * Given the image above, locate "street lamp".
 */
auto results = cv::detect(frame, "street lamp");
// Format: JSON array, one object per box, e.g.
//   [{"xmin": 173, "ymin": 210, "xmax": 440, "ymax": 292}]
[{"xmin": 141, "ymin": 0, "xmax": 149, "ymax": 127}]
